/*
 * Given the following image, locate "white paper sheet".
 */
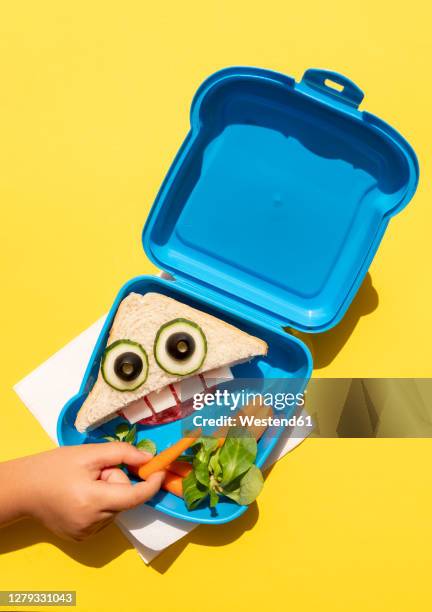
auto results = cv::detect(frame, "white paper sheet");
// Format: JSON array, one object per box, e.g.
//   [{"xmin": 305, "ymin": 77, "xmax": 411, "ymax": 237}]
[{"xmin": 14, "ymin": 316, "xmax": 308, "ymax": 563}]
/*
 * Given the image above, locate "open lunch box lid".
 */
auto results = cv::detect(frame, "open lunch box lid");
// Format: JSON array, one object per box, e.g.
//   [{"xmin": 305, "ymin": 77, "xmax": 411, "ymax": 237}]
[{"xmin": 143, "ymin": 67, "xmax": 419, "ymax": 332}]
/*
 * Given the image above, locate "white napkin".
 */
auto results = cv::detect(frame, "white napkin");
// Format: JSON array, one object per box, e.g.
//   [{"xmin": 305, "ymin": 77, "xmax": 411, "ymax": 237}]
[{"xmin": 14, "ymin": 316, "xmax": 308, "ymax": 563}]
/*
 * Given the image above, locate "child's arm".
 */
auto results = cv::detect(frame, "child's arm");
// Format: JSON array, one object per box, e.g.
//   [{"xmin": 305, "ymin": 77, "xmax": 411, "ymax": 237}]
[{"xmin": 0, "ymin": 443, "xmax": 164, "ymax": 541}]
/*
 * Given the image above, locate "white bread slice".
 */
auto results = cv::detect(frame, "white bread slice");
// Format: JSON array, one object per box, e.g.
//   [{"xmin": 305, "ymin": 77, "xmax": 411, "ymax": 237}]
[{"xmin": 75, "ymin": 292, "xmax": 267, "ymax": 432}]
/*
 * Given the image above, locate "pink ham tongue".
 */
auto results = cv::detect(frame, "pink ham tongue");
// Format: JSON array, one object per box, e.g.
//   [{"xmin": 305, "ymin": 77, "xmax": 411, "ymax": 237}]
[
  {"xmin": 138, "ymin": 399, "xmax": 195, "ymax": 425},
  {"xmin": 121, "ymin": 384, "xmax": 195, "ymax": 426}
]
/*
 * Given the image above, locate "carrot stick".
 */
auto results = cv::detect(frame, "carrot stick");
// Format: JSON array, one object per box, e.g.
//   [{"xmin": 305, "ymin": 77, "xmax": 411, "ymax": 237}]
[
  {"xmin": 162, "ymin": 471, "xmax": 184, "ymax": 498},
  {"xmin": 167, "ymin": 460, "xmax": 193, "ymax": 478},
  {"xmin": 137, "ymin": 430, "xmax": 201, "ymax": 480}
]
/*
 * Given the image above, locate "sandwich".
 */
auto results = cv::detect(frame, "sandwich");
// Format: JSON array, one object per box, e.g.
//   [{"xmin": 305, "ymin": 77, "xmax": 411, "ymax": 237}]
[{"xmin": 75, "ymin": 292, "xmax": 268, "ymax": 432}]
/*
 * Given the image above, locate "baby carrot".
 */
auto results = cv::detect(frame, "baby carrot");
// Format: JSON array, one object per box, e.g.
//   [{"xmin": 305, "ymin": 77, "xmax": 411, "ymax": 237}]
[
  {"xmin": 167, "ymin": 460, "xmax": 193, "ymax": 478},
  {"xmin": 162, "ymin": 471, "xmax": 184, "ymax": 498},
  {"xmin": 137, "ymin": 430, "xmax": 201, "ymax": 480}
]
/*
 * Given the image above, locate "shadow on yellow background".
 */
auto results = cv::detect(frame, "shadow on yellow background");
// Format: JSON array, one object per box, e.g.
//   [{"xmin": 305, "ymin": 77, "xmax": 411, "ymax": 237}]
[
  {"xmin": 0, "ymin": 502, "xmax": 260, "ymax": 573},
  {"xmin": 151, "ymin": 502, "xmax": 259, "ymax": 573},
  {"xmin": 0, "ymin": 520, "xmax": 130, "ymax": 568}
]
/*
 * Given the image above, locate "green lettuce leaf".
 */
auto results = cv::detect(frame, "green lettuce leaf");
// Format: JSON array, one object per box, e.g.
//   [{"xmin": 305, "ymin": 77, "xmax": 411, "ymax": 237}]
[
  {"xmin": 209, "ymin": 448, "xmax": 222, "ymax": 482},
  {"xmin": 124, "ymin": 424, "xmax": 137, "ymax": 444},
  {"xmin": 193, "ymin": 437, "xmax": 219, "ymax": 487},
  {"xmin": 114, "ymin": 423, "xmax": 130, "ymax": 441},
  {"xmin": 136, "ymin": 438, "xmax": 156, "ymax": 456},
  {"xmin": 183, "ymin": 470, "xmax": 209, "ymax": 510},
  {"xmin": 209, "ymin": 487, "xmax": 220, "ymax": 508},
  {"xmin": 222, "ymin": 464, "xmax": 264, "ymax": 505},
  {"xmin": 218, "ymin": 428, "xmax": 257, "ymax": 486}
]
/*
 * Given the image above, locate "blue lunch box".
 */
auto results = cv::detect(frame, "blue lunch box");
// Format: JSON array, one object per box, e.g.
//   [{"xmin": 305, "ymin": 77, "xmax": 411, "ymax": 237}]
[{"xmin": 57, "ymin": 67, "xmax": 419, "ymax": 524}]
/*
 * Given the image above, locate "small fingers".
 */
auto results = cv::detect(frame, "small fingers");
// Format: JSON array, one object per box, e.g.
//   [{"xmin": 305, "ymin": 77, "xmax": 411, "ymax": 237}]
[
  {"xmin": 97, "ymin": 471, "xmax": 165, "ymax": 512},
  {"xmin": 84, "ymin": 442, "xmax": 153, "ymax": 469}
]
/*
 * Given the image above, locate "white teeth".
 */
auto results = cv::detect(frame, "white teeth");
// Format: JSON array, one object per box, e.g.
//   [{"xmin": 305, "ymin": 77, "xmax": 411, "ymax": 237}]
[
  {"xmin": 146, "ymin": 386, "xmax": 177, "ymax": 414},
  {"xmin": 173, "ymin": 375, "xmax": 205, "ymax": 402},
  {"xmin": 122, "ymin": 398, "xmax": 153, "ymax": 424},
  {"xmin": 123, "ymin": 368, "xmax": 234, "ymax": 423},
  {"xmin": 202, "ymin": 366, "xmax": 233, "ymax": 387}
]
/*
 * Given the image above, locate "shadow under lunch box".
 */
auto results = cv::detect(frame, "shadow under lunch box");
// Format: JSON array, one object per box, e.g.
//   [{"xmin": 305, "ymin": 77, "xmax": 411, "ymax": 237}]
[{"xmin": 57, "ymin": 67, "xmax": 419, "ymax": 524}]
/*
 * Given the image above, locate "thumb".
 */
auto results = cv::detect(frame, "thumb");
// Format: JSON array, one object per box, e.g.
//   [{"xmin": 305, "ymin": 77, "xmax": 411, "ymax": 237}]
[{"xmin": 98, "ymin": 471, "xmax": 165, "ymax": 512}]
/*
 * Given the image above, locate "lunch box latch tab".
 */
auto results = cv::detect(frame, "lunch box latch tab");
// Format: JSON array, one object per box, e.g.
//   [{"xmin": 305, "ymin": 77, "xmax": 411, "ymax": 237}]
[{"xmin": 299, "ymin": 68, "xmax": 364, "ymax": 111}]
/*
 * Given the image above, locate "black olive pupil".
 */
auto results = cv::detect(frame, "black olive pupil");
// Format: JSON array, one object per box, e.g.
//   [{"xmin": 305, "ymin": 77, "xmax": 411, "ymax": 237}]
[
  {"xmin": 114, "ymin": 351, "xmax": 143, "ymax": 381},
  {"xmin": 166, "ymin": 332, "xmax": 195, "ymax": 361}
]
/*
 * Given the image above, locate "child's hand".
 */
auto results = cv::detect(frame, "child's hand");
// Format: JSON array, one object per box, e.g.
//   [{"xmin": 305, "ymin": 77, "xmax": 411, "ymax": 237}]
[{"xmin": 0, "ymin": 443, "xmax": 164, "ymax": 541}]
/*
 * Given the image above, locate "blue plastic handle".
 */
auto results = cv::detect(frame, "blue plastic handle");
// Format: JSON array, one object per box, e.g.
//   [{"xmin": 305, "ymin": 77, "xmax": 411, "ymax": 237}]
[{"xmin": 301, "ymin": 68, "xmax": 364, "ymax": 109}]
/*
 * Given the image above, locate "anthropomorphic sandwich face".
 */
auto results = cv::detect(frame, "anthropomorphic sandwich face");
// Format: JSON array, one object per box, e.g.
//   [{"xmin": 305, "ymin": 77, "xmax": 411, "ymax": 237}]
[{"xmin": 74, "ymin": 292, "xmax": 268, "ymax": 433}]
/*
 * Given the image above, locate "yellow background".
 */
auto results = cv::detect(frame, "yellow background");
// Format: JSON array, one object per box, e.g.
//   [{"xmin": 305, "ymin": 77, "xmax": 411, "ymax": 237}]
[{"xmin": 1, "ymin": 1, "xmax": 431, "ymax": 610}]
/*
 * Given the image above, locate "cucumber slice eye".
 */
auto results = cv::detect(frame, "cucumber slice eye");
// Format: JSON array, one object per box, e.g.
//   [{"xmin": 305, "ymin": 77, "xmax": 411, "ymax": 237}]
[
  {"xmin": 102, "ymin": 340, "xmax": 149, "ymax": 391},
  {"xmin": 154, "ymin": 318, "xmax": 207, "ymax": 376}
]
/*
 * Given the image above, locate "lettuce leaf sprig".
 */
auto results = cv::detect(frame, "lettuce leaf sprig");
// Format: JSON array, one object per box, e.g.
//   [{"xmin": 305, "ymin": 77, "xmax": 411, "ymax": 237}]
[{"xmin": 183, "ymin": 427, "xmax": 264, "ymax": 510}]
